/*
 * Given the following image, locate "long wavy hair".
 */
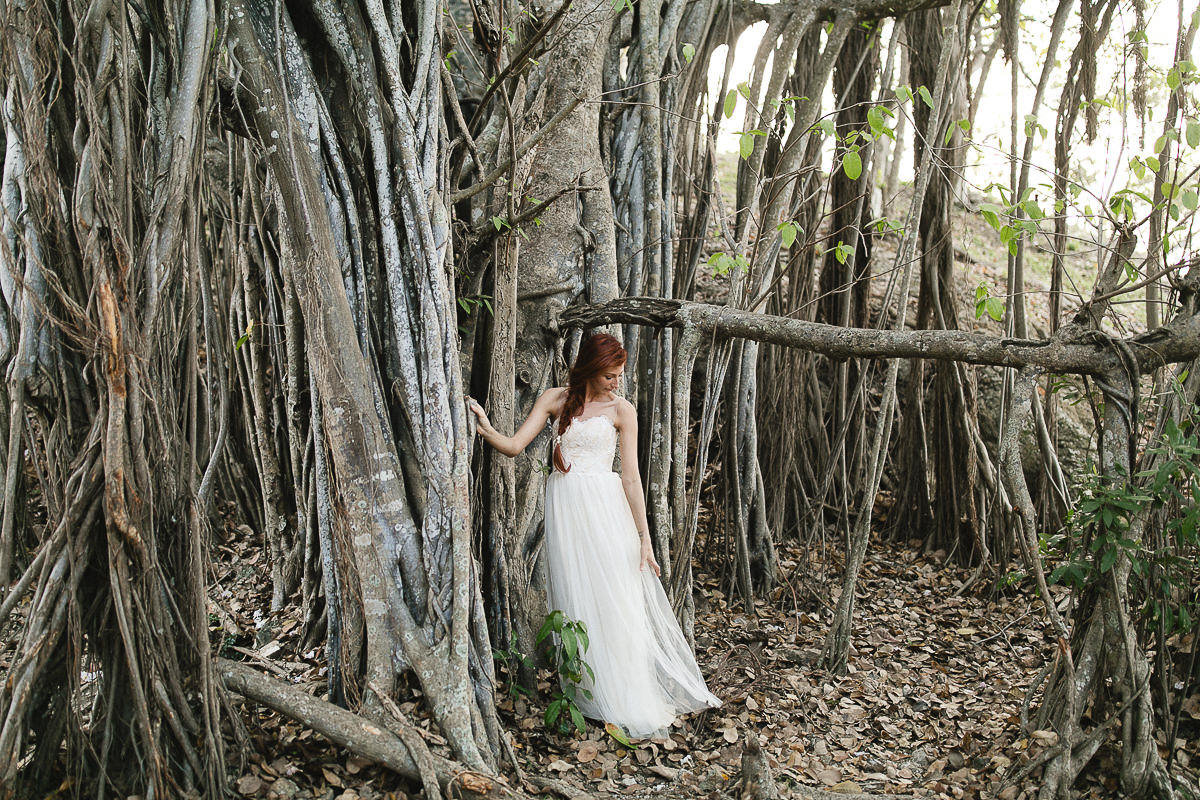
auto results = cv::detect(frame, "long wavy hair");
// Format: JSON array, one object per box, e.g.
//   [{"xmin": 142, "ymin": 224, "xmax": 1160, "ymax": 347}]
[{"xmin": 553, "ymin": 333, "xmax": 627, "ymax": 473}]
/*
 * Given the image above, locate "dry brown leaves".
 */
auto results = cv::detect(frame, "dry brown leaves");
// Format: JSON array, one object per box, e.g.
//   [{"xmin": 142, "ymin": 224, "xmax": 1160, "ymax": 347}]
[{"xmin": 212, "ymin": 513, "xmax": 1198, "ymax": 800}]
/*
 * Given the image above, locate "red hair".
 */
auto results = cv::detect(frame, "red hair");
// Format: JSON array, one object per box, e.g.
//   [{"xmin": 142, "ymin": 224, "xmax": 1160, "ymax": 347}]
[{"xmin": 553, "ymin": 333, "xmax": 627, "ymax": 473}]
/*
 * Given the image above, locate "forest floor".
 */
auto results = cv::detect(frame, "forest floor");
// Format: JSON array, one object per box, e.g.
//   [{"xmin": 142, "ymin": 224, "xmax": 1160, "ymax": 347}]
[
  {"xmin": 210, "ymin": 174, "xmax": 1200, "ymax": 800},
  {"xmin": 216, "ymin": 514, "xmax": 1200, "ymax": 800}
]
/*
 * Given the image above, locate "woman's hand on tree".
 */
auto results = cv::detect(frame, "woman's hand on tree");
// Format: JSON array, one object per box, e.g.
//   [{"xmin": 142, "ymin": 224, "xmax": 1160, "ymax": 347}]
[
  {"xmin": 466, "ymin": 397, "xmax": 491, "ymax": 433},
  {"xmin": 639, "ymin": 538, "xmax": 660, "ymax": 577}
]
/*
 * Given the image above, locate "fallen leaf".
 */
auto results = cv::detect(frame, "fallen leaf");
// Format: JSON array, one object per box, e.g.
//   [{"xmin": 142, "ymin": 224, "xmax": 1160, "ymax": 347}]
[
  {"xmin": 605, "ymin": 722, "xmax": 634, "ymax": 748},
  {"xmin": 1031, "ymin": 729, "xmax": 1059, "ymax": 746},
  {"xmin": 816, "ymin": 767, "xmax": 842, "ymax": 785},
  {"xmin": 647, "ymin": 764, "xmax": 678, "ymax": 779},
  {"xmin": 235, "ymin": 775, "xmax": 263, "ymax": 796},
  {"xmin": 456, "ymin": 773, "xmax": 494, "ymax": 793},
  {"xmin": 321, "ymin": 767, "xmax": 342, "ymax": 787}
]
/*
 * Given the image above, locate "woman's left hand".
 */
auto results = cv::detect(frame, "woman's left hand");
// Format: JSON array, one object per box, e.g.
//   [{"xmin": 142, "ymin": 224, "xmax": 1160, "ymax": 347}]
[{"xmin": 639, "ymin": 538, "xmax": 661, "ymax": 577}]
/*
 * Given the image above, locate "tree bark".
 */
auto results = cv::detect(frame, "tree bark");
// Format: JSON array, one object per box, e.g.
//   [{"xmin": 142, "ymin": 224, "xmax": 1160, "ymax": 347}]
[{"xmin": 563, "ymin": 297, "xmax": 1200, "ymax": 374}]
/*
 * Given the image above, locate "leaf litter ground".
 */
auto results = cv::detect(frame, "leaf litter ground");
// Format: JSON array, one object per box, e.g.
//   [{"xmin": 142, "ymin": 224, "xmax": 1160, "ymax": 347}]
[
  {"xmin": 190, "ymin": 189, "xmax": 1194, "ymax": 798},
  {"xmin": 207, "ymin": 519, "xmax": 1200, "ymax": 800}
]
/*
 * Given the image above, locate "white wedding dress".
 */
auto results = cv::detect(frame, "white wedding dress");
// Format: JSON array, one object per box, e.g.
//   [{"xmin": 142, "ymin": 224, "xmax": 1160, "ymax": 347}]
[{"xmin": 543, "ymin": 413, "xmax": 721, "ymax": 738}]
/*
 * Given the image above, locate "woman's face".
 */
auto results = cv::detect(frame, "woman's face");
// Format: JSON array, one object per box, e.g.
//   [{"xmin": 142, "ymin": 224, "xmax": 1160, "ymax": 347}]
[{"xmin": 591, "ymin": 362, "xmax": 624, "ymax": 396}]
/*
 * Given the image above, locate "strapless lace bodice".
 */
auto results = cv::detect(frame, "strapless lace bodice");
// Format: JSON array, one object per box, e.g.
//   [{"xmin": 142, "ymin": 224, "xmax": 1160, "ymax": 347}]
[{"xmin": 555, "ymin": 415, "xmax": 617, "ymax": 474}]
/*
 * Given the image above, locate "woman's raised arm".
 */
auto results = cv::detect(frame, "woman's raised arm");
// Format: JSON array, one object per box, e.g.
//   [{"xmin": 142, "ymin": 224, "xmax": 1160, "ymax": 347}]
[{"xmin": 468, "ymin": 387, "xmax": 564, "ymax": 457}]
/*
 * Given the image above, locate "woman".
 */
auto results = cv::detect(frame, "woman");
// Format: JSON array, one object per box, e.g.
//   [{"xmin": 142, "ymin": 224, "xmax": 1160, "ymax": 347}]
[{"xmin": 468, "ymin": 332, "xmax": 720, "ymax": 738}]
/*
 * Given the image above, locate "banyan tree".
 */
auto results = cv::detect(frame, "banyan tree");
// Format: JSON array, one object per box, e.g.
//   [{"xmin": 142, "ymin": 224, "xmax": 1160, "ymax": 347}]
[{"xmin": 0, "ymin": 0, "xmax": 1198, "ymax": 797}]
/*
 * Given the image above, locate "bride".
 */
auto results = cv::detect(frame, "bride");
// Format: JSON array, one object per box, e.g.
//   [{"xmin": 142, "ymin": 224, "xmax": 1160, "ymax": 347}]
[{"xmin": 468, "ymin": 332, "xmax": 721, "ymax": 738}]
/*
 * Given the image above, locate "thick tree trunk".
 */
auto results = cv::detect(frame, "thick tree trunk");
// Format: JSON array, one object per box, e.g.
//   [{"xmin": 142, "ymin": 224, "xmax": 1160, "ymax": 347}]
[
  {"xmin": 472, "ymin": 1, "xmax": 621, "ymax": 666},
  {"xmin": 0, "ymin": 1, "xmax": 229, "ymax": 795},
  {"xmin": 226, "ymin": 0, "xmax": 499, "ymax": 767}
]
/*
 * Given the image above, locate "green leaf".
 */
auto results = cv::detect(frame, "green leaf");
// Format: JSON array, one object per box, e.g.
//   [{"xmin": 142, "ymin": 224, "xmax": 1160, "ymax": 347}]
[
  {"xmin": 1146, "ymin": 155, "xmax": 1161, "ymax": 172},
  {"xmin": 980, "ymin": 203, "xmax": 1003, "ymax": 231},
  {"xmin": 569, "ymin": 704, "xmax": 585, "ymax": 734},
  {"xmin": 1189, "ymin": 119, "xmax": 1200, "ymax": 148},
  {"xmin": 895, "ymin": 85, "xmax": 913, "ymax": 104},
  {"xmin": 813, "ymin": 117, "xmax": 836, "ymax": 137},
  {"xmin": 681, "ymin": 43, "xmax": 696, "ymax": 64},
  {"xmin": 842, "ymin": 149, "xmax": 862, "ymax": 180},
  {"xmin": 605, "ymin": 722, "xmax": 635, "ymax": 748},
  {"xmin": 916, "ymin": 85, "xmax": 934, "ymax": 109},
  {"xmin": 1020, "ymin": 199, "xmax": 1044, "ymax": 220},
  {"xmin": 739, "ymin": 132, "xmax": 754, "ymax": 160},
  {"xmin": 562, "ymin": 626, "xmax": 577, "ymax": 660},
  {"xmin": 868, "ymin": 106, "xmax": 884, "ymax": 135},
  {"xmin": 723, "ymin": 89, "xmax": 737, "ymax": 119},
  {"xmin": 576, "ymin": 625, "xmax": 589, "ymax": 654},
  {"xmin": 737, "ymin": 81, "xmax": 751, "ymax": 99},
  {"xmin": 985, "ymin": 297, "xmax": 1005, "ymax": 322},
  {"xmin": 1100, "ymin": 547, "xmax": 1118, "ymax": 573},
  {"xmin": 1183, "ymin": 189, "xmax": 1198, "ymax": 211},
  {"xmin": 708, "ymin": 252, "xmax": 735, "ymax": 276},
  {"xmin": 234, "ymin": 321, "xmax": 254, "ymax": 351},
  {"xmin": 778, "ymin": 221, "xmax": 798, "ymax": 248},
  {"xmin": 545, "ymin": 699, "xmax": 561, "ymax": 727},
  {"xmin": 537, "ymin": 610, "xmax": 561, "ymax": 644}
]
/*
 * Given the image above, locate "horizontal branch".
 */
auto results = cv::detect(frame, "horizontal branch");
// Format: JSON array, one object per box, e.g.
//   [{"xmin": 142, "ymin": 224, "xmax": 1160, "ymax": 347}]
[
  {"xmin": 734, "ymin": 0, "xmax": 953, "ymax": 24},
  {"xmin": 560, "ymin": 297, "xmax": 1200, "ymax": 376},
  {"xmin": 217, "ymin": 660, "xmax": 524, "ymax": 800}
]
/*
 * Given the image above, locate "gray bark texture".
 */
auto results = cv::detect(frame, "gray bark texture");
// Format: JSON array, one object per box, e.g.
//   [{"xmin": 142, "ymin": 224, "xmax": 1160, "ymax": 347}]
[{"xmin": 3, "ymin": 0, "xmax": 1198, "ymax": 797}]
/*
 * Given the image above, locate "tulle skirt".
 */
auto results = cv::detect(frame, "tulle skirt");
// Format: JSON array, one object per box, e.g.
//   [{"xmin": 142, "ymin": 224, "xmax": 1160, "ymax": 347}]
[{"xmin": 543, "ymin": 469, "xmax": 721, "ymax": 738}]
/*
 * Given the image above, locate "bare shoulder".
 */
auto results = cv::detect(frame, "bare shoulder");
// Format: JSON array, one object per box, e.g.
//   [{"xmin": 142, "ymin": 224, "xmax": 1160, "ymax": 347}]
[
  {"xmin": 614, "ymin": 396, "xmax": 637, "ymax": 427},
  {"xmin": 538, "ymin": 387, "xmax": 568, "ymax": 416}
]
